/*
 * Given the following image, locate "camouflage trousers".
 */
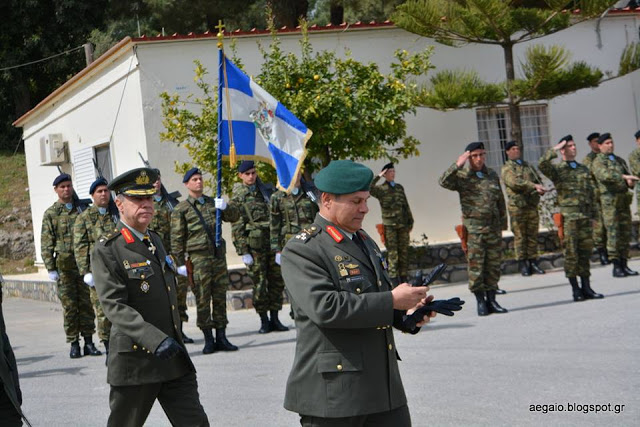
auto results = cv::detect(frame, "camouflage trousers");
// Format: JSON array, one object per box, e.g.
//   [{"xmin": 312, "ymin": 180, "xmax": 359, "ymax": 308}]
[
  {"xmin": 602, "ymin": 202, "xmax": 632, "ymax": 260},
  {"xmin": 508, "ymin": 207, "xmax": 539, "ymax": 260},
  {"xmin": 467, "ymin": 230, "xmax": 502, "ymax": 293},
  {"xmin": 592, "ymin": 206, "xmax": 607, "ymax": 250},
  {"xmin": 562, "ymin": 218, "xmax": 593, "ymax": 278},
  {"xmin": 89, "ymin": 286, "xmax": 111, "ymax": 342},
  {"xmin": 248, "ymin": 247, "xmax": 285, "ymax": 313},
  {"xmin": 56, "ymin": 269, "xmax": 95, "ymax": 342},
  {"xmin": 383, "ymin": 225, "xmax": 410, "ymax": 279},
  {"xmin": 176, "ymin": 275, "xmax": 189, "ymax": 323},
  {"xmin": 190, "ymin": 252, "xmax": 229, "ymax": 330}
]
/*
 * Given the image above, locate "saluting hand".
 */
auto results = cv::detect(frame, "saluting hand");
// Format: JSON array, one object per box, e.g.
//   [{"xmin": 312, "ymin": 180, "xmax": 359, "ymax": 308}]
[
  {"xmin": 456, "ymin": 151, "xmax": 471, "ymax": 168},
  {"xmin": 379, "ymin": 168, "xmax": 388, "ymax": 178},
  {"xmin": 553, "ymin": 140, "xmax": 568, "ymax": 151},
  {"xmin": 391, "ymin": 283, "xmax": 428, "ymax": 311}
]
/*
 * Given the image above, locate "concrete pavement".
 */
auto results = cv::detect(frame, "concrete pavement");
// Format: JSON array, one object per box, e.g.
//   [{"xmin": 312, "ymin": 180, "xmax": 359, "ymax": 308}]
[{"xmin": 3, "ymin": 259, "xmax": 639, "ymax": 426}]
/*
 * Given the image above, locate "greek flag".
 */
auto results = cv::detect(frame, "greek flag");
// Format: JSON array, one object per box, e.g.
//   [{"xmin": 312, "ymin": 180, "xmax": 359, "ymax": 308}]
[{"xmin": 218, "ymin": 50, "xmax": 312, "ymax": 192}]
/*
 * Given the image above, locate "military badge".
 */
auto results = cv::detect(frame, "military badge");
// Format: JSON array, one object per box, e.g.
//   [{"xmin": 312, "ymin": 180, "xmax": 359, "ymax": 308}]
[
  {"xmin": 123, "ymin": 260, "xmax": 131, "ymax": 269},
  {"xmin": 608, "ymin": 154, "xmax": 615, "ymax": 161},
  {"xmin": 338, "ymin": 263, "xmax": 348, "ymax": 277},
  {"xmin": 476, "ymin": 171, "xmax": 484, "ymax": 179},
  {"xmin": 135, "ymin": 170, "xmax": 150, "ymax": 185},
  {"xmin": 334, "ymin": 255, "xmax": 343, "ymax": 262},
  {"xmin": 140, "ymin": 281, "xmax": 150, "ymax": 293},
  {"xmin": 348, "ymin": 269, "xmax": 361, "ymax": 275},
  {"xmin": 345, "ymin": 263, "xmax": 359, "ymax": 269},
  {"xmin": 326, "ymin": 226, "xmax": 344, "ymax": 243},
  {"xmin": 569, "ymin": 161, "xmax": 577, "ymax": 169},
  {"xmin": 121, "ymin": 228, "xmax": 135, "ymax": 244}
]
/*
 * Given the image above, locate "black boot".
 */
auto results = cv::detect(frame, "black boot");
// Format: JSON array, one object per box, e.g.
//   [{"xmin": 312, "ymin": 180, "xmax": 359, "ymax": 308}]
[
  {"xmin": 83, "ymin": 337, "xmax": 102, "ymax": 356},
  {"xmin": 598, "ymin": 248, "xmax": 611, "ymax": 265},
  {"xmin": 103, "ymin": 340, "xmax": 109, "ymax": 366},
  {"xmin": 495, "ymin": 288, "xmax": 507, "ymax": 295},
  {"xmin": 581, "ymin": 276, "xmax": 603, "ymax": 299},
  {"xmin": 612, "ymin": 259, "xmax": 626, "ymax": 278},
  {"xmin": 568, "ymin": 277, "xmax": 584, "ymax": 302},
  {"xmin": 622, "ymin": 259, "xmax": 639, "ymax": 276},
  {"xmin": 181, "ymin": 323, "xmax": 194, "ymax": 344},
  {"xmin": 70, "ymin": 340, "xmax": 82, "ymax": 359},
  {"xmin": 269, "ymin": 310, "xmax": 289, "ymax": 332},
  {"xmin": 474, "ymin": 292, "xmax": 489, "ymax": 317},
  {"xmin": 519, "ymin": 260, "xmax": 531, "ymax": 276},
  {"xmin": 258, "ymin": 312, "xmax": 272, "ymax": 334},
  {"xmin": 486, "ymin": 290, "xmax": 508, "ymax": 314},
  {"xmin": 529, "ymin": 259, "xmax": 545, "ymax": 275},
  {"xmin": 202, "ymin": 329, "xmax": 216, "ymax": 354},
  {"xmin": 215, "ymin": 328, "xmax": 239, "ymax": 351}
]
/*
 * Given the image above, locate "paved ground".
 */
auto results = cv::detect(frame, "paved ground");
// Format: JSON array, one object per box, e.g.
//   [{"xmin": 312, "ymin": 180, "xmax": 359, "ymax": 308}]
[{"xmin": 3, "ymin": 259, "xmax": 639, "ymax": 426}]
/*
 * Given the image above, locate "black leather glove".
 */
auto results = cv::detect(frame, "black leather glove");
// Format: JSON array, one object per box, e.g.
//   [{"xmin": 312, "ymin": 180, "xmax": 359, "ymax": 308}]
[
  {"xmin": 154, "ymin": 337, "xmax": 182, "ymax": 360},
  {"xmin": 403, "ymin": 297, "xmax": 465, "ymax": 331}
]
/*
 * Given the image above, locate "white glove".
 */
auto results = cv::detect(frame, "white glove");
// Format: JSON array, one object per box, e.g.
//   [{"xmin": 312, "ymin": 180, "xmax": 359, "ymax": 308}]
[
  {"xmin": 242, "ymin": 254, "xmax": 254, "ymax": 265},
  {"xmin": 177, "ymin": 265, "xmax": 188, "ymax": 277},
  {"xmin": 275, "ymin": 252, "xmax": 281, "ymax": 265},
  {"xmin": 48, "ymin": 271, "xmax": 59, "ymax": 281},
  {"xmin": 83, "ymin": 273, "xmax": 95, "ymax": 287},
  {"xmin": 214, "ymin": 197, "xmax": 227, "ymax": 210}
]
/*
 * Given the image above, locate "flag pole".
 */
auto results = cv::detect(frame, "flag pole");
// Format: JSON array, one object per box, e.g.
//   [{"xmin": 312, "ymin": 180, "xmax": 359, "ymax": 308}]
[{"xmin": 215, "ymin": 20, "xmax": 225, "ymax": 249}]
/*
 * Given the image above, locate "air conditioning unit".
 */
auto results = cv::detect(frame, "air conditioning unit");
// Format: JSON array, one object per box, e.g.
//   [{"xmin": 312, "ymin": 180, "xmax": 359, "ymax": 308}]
[{"xmin": 39, "ymin": 134, "xmax": 67, "ymax": 165}]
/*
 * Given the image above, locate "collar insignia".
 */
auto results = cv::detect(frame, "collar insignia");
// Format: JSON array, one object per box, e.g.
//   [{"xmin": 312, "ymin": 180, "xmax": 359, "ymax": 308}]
[
  {"xmin": 326, "ymin": 226, "xmax": 344, "ymax": 243},
  {"xmin": 121, "ymin": 228, "xmax": 135, "ymax": 244}
]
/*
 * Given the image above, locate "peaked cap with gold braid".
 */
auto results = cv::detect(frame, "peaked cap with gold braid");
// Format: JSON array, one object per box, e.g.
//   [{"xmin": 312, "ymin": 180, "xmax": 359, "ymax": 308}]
[{"xmin": 108, "ymin": 167, "xmax": 158, "ymax": 197}]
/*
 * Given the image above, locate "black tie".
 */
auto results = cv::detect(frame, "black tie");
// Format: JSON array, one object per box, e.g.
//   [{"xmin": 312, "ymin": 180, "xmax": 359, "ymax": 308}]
[{"xmin": 352, "ymin": 233, "xmax": 370, "ymax": 258}]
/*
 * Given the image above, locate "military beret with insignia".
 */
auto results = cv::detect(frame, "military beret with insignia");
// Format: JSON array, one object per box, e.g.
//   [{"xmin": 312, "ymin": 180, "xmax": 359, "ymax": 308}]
[
  {"xmin": 238, "ymin": 160, "xmax": 255, "ymax": 173},
  {"xmin": 465, "ymin": 142, "xmax": 484, "ymax": 152},
  {"xmin": 597, "ymin": 133, "xmax": 612, "ymax": 144},
  {"xmin": 635, "ymin": 130, "xmax": 640, "ymax": 140},
  {"xmin": 559, "ymin": 134, "xmax": 573, "ymax": 143},
  {"xmin": 89, "ymin": 177, "xmax": 108, "ymax": 195},
  {"xmin": 53, "ymin": 173, "xmax": 72, "ymax": 187},
  {"xmin": 108, "ymin": 167, "xmax": 158, "ymax": 197},
  {"xmin": 183, "ymin": 167, "xmax": 201, "ymax": 183},
  {"xmin": 381, "ymin": 162, "xmax": 394, "ymax": 171},
  {"xmin": 586, "ymin": 132, "xmax": 600, "ymax": 142},
  {"xmin": 315, "ymin": 160, "xmax": 373, "ymax": 195},
  {"xmin": 504, "ymin": 141, "xmax": 517, "ymax": 152}
]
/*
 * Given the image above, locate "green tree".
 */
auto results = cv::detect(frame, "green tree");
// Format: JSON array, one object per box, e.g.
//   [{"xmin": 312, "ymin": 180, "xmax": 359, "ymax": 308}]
[
  {"xmin": 160, "ymin": 21, "xmax": 433, "ymax": 193},
  {"xmin": 392, "ymin": 0, "xmax": 616, "ymax": 144}
]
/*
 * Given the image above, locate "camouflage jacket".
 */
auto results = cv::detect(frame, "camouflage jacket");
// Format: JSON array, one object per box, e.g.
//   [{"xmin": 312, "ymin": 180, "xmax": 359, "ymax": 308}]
[
  {"xmin": 501, "ymin": 159, "xmax": 541, "ymax": 209},
  {"xmin": 369, "ymin": 176, "xmax": 414, "ymax": 228},
  {"xmin": 439, "ymin": 163, "xmax": 507, "ymax": 233},
  {"xmin": 171, "ymin": 195, "xmax": 240, "ymax": 265},
  {"xmin": 582, "ymin": 151, "xmax": 599, "ymax": 169},
  {"xmin": 630, "ymin": 147, "xmax": 640, "ymax": 190},
  {"xmin": 73, "ymin": 205, "xmax": 118, "ymax": 275},
  {"xmin": 231, "ymin": 183, "xmax": 271, "ymax": 255},
  {"xmin": 150, "ymin": 197, "xmax": 172, "ymax": 251},
  {"xmin": 41, "ymin": 201, "xmax": 81, "ymax": 272},
  {"xmin": 538, "ymin": 149, "xmax": 597, "ymax": 221},
  {"xmin": 269, "ymin": 190, "xmax": 319, "ymax": 252},
  {"xmin": 591, "ymin": 153, "xmax": 633, "ymax": 208}
]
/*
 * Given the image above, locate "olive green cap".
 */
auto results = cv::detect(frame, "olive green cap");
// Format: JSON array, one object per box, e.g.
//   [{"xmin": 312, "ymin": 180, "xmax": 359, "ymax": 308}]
[
  {"xmin": 108, "ymin": 167, "xmax": 158, "ymax": 197},
  {"xmin": 314, "ymin": 160, "xmax": 373, "ymax": 195}
]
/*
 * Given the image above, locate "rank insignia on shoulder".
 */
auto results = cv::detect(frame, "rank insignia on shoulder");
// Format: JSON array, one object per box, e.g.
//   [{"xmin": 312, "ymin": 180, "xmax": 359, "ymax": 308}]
[
  {"xmin": 140, "ymin": 281, "xmax": 150, "ymax": 293},
  {"xmin": 123, "ymin": 260, "xmax": 131, "ymax": 270},
  {"xmin": 121, "ymin": 228, "xmax": 135, "ymax": 244},
  {"xmin": 326, "ymin": 226, "xmax": 343, "ymax": 243}
]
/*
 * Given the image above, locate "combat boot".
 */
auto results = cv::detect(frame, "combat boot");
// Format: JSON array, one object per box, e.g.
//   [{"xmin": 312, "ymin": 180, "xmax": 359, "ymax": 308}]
[
  {"xmin": 474, "ymin": 291, "xmax": 489, "ymax": 316},
  {"xmin": 598, "ymin": 248, "xmax": 611, "ymax": 265},
  {"xmin": 568, "ymin": 277, "xmax": 584, "ymax": 302},
  {"xmin": 581, "ymin": 276, "xmax": 603, "ymax": 299},
  {"xmin": 83, "ymin": 336, "xmax": 102, "ymax": 356},
  {"xmin": 70, "ymin": 340, "xmax": 82, "ymax": 359},
  {"xmin": 486, "ymin": 290, "xmax": 508, "ymax": 314},
  {"xmin": 519, "ymin": 260, "xmax": 531, "ymax": 276},
  {"xmin": 214, "ymin": 328, "xmax": 238, "ymax": 351},
  {"xmin": 258, "ymin": 312, "xmax": 272, "ymax": 334},
  {"xmin": 202, "ymin": 329, "xmax": 216, "ymax": 354},
  {"xmin": 181, "ymin": 324, "xmax": 194, "ymax": 344},
  {"xmin": 621, "ymin": 259, "xmax": 639, "ymax": 276},
  {"xmin": 612, "ymin": 259, "xmax": 626, "ymax": 278},
  {"xmin": 495, "ymin": 288, "xmax": 507, "ymax": 295},
  {"xmin": 529, "ymin": 259, "xmax": 545, "ymax": 275},
  {"xmin": 269, "ymin": 310, "xmax": 289, "ymax": 332}
]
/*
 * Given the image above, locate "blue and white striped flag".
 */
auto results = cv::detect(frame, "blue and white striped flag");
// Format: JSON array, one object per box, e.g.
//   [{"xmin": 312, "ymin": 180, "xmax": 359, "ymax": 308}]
[{"xmin": 218, "ymin": 51, "xmax": 312, "ymax": 192}]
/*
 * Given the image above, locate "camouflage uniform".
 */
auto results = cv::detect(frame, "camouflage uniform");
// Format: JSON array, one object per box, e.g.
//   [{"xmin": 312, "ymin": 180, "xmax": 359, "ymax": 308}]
[
  {"xmin": 232, "ymin": 184, "xmax": 284, "ymax": 313},
  {"xmin": 583, "ymin": 152, "xmax": 607, "ymax": 250},
  {"xmin": 151, "ymin": 196, "xmax": 188, "ymax": 323},
  {"xmin": 369, "ymin": 176, "xmax": 414, "ymax": 280},
  {"xmin": 41, "ymin": 202, "xmax": 95, "ymax": 342},
  {"xmin": 539, "ymin": 149, "xmax": 597, "ymax": 277},
  {"xmin": 501, "ymin": 159, "xmax": 541, "ymax": 261},
  {"xmin": 439, "ymin": 164, "xmax": 507, "ymax": 292},
  {"xmin": 630, "ymin": 147, "xmax": 640, "ymax": 216},
  {"xmin": 591, "ymin": 153, "xmax": 634, "ymax": 260},
  {"xmin": 73, "ymin": 205, "xmax": 116, "ymax": 342},
  {"xmin": 269, "ymin": 189, "xmax": 319, "ymax": 253},
  {"xmin": 171, "ymin": 195, "xmax": 239, "ymax": 330}
]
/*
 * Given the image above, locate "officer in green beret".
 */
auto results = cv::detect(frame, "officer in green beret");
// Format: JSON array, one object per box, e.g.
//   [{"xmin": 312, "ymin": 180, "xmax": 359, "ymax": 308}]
[
  {"xmin": 92, "ymin": 167, "xmax": 209, "ymax": 426},
  {"xmin": 281, "ymin": 160, "xmax": 435, "ymax": 426}
]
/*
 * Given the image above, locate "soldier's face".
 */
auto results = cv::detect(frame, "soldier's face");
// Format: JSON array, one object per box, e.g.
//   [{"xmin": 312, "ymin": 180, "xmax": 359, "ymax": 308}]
[
  {"xmin": 54, "ymin": 181, "xmax": 73, "ymax": 203},
  {"xmin": 239, "ymin": 169, "xmax": 257, "ymax": 186},
  {"xmin": 636, "ymin": 137, "xmax": 640, "ymax": 147},
  {"xmin": 385, "ymin": 169, "xmax": 396, "ymax": 182},
  {"xmin": 506, "ymin": 146, "xmax": 520, "ymax": 160},
  {"xmin": 469, "ymin": 150, "xmax": 486, "ymax": 171},
  {"xmin": 92, "ymin": 185, "xmax": 110, "ymax": 207},
  {"xmin": 588, "ymin": 139, "xmax": 600, "ymax": 153},
  {"xmin": 600, "ymin": 139, "xmax": 614, "ymax": 154},
  {"xmin": 116, "ymin": 195, "xmax": 154, "ymax": 231},
  {"xmin": 185, "ymin": 174, "xmax": 204, "ymax": 195},
  {"xmin": 561, "ymin": 141, "xmax": 577, "ymax": 160},
  {"xmin": 322, "ymin": 191, "xmax": 370, "ymax": 233}
]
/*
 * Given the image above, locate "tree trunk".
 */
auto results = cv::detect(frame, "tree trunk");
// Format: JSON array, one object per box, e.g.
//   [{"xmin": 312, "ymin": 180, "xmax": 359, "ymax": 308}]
[
  {"xmin": 502, "ymin": 42, "xmax": 522, "ymax": 146},
  {"xmin": 330, "ymin": 0, "xmax": 344, "ymax": 25},
  {"xmin": 272, "ymin": 0, "xmax": 309, "ymax": 28}
]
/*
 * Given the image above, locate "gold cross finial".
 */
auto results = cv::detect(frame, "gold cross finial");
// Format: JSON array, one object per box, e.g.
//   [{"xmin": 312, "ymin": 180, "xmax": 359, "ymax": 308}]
[{"xmin": 216, "ymin": 20, "xmax": 225, "ymax": 49}]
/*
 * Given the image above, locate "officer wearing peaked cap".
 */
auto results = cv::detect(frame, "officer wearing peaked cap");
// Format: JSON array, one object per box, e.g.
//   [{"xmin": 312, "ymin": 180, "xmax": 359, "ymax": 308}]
[
  {"xmin": 91, "ymin": 167, "xmax": 209, "ymax": 426},
  {"xmin": 281, "ymin": 160, "xmax": 435, "ymax": 425}
]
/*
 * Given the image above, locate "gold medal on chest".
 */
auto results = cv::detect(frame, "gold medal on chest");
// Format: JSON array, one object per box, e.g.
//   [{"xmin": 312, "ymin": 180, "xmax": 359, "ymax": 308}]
[
  {"xmin": 123, "ymin": 260, "xmax": 130, "ymax": 269},
  {"xmin": 140, "ymin": 281, "xmax": 150, "ymax": 293}
]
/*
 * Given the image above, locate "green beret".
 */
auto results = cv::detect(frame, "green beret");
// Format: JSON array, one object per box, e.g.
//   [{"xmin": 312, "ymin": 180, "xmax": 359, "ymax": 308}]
[
  {"xmin": 108, "ymin": 167, "xmax": 158, "ymax": 197},
  {"xmin": 315, "ymin": 160, "xmax": 373, "ymax": 195}
]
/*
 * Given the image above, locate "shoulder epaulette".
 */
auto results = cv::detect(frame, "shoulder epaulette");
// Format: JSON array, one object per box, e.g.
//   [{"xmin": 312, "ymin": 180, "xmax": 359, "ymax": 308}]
[
  {"xmin": 293, "ymin": 224, "xmax": 321, "ymax": 243},
  {"xmin": 98, "ymin": 230, "xmax": 121, "ymax": 245}
]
